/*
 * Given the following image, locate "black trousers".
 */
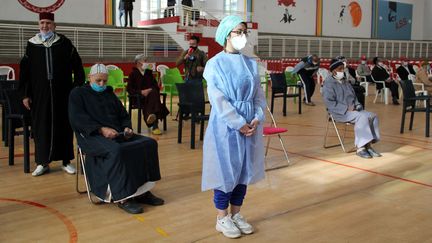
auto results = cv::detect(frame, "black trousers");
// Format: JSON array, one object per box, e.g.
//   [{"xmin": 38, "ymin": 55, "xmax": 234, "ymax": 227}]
[
  {"xmin": 124, "ymin": 9, "xmax": 133, "ymax": 27},
  {"xmin": 376, "ymin": 80, "xmax": 399, "ymax": 99},
  {"xmin": 299, "ymin": 73, "xmax": 315, "ymax": 103}
]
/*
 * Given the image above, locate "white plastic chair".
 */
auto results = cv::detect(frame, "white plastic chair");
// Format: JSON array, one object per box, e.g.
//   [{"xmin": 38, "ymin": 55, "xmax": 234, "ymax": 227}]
[
  {"xmin": 356, "ymin": 70, "xmax": 369, "ymax": 96},
  {"xmin": 0, "ymin": 66, "xmax": 15, "ymax": 80},
  {"xmin": 285, "ymin": 66, "xmax": 294, "ymax": 72},
  {"xmin": 371, "ymin": 75, "xmax": 390, "ymax": 105}
]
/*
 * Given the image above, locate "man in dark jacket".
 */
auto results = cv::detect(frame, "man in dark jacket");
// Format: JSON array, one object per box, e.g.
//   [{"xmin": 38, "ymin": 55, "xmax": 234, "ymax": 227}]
[
  {"xmin": 19, "ymin": 12, "xmax": 84, "ymax": 176},
  {"xmin": 69, "ymin": 64, "xmax": 164, "ymax": 214},
  {"xmin": 371, "ymin": 57, "xmax": 400, "ymax": 105},
  {"xmin": 292, "ymin": 55, "xmax": 320, "ymax": 106},
  {"xmin": 123, "ymin": 0, "xmax": 135, "ymax": 27},
  {"xmin": 396, "ymin": 56, "xmax": 416, "ymax": 81}
]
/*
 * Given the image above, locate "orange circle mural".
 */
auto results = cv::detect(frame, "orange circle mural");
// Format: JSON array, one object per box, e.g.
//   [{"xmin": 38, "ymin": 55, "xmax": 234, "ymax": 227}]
[{"xmin": 349, "ymin": 2, "xmax": 362, "ymax": 27}]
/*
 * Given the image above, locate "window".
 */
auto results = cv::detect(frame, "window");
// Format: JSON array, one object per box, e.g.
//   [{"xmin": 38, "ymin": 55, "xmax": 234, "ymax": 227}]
[
  {"xmin": 224, "ymin": 0, "xmax": 238, "ymax": 15},
  {"xmin": 141, "ymin": 0, "xmax": 168, "ymax": 20}
]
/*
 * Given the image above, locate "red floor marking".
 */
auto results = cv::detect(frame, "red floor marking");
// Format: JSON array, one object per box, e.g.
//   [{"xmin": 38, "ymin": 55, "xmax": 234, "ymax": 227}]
[
  {"xmin": 267, "ymin": 146, "xmax": 432, "ymax": 188},
  {"xmin": 0, "ymin": 198, "xmax": 78, "ymax": 243}
]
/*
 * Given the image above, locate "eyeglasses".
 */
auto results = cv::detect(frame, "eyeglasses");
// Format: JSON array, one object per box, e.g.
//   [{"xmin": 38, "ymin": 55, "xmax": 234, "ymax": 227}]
[{"xmin": 230, "ymin": 30, "xmax": 250, "ymax": 36}]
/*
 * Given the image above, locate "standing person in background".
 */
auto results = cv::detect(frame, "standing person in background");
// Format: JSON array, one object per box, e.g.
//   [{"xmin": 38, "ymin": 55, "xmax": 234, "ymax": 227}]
[
  {"xmin": 19, "ymin": 12, "xmax": 85, "ymax": 176},
  {"xmin": 176, "ymin": 35, "xmax": 207, "ymax": 84},
  {"xmin": 292, "ymin": 54, "xmax": 320, "ymax": 106},
  {"xmin": 123, "ymin": 0, "xmax": 135, "ymax": 27},
  {"xmin": 118, "ymin": 0, "xmax": 125, "ymax": 27},
  {"xmin": 167, "ymin": 0, "xmax": 176, "ymax": 17},
  {"xmin": 181, "ymin": 0, "xmax": 193, "ymax": 25},
  {"xmin": 202, "ymin": 15, "xmax": 267, "ymax": 239}
]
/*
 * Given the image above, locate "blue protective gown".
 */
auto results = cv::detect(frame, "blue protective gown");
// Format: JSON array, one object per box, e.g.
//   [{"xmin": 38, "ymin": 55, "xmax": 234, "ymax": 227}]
[{"xmin": 201, "ymin": 51, "xmax": 267, "ymax": 193}]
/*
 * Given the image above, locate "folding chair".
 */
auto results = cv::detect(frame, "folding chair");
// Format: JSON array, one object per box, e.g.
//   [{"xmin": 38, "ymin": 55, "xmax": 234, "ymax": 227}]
[
  {"xmin": 323, "ymin": 112, "xmax": 355, "ymax": 153},
  {"xmin": 263, "ymin": 106, "xmax": 290, "ymax": 171},
  {"xmin": 75, "ymin": 147, "xmax": 101, "ymax": 204}
]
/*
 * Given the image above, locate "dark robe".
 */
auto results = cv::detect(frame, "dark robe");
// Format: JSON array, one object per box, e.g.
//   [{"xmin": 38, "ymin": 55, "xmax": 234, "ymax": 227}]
[
  {"xmin": 127, "ymin": 68, "xmax": 169, "ymax": 126},
  {"xmin": 371, "ymin": 65, "xmax": 399, "ymax": 99},
  {"xmin": 68, "ymin": 85, "xmax": 161, "ymax": 201},
  {"xmin": 396, "ymin": 65, "xmax": 416, "ymax": 81},
  {"xmin": 19, "ymin": 33, "xmax": 84, "ymax": 165}
]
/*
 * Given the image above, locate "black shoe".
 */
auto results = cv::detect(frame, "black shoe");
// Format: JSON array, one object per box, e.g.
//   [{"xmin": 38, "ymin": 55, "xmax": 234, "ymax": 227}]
[
  {"xmin": 393, "ymin": 99, "xmax": 400, "ymax": 105},
  {"xmin": 135, "ymin": 191, "xmax": 165, "ymax": 206},
  {"xmin": 356, "ymin": 149, "xmax": 372, "ymax": 159},
  {"xmin": 367, "ymin": 148, "xmax": 382, "ymax": 157},
  {"xmin": 118, "ymin": 201, "xmax": 144, "ymax": 214}
]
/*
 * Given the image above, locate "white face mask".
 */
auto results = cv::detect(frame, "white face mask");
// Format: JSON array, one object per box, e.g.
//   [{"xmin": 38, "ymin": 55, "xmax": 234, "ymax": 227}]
[
  {"xmin": 141, "ymin": 63, "xmax": 149, "ymax": 70},
  {"xmin": 402, "ymin": 61, "xmax": 408, "ymax": 66},
  {"xmin": 361, "ymin": 61, "xmax": 366, "ymax": 64},
  {"xmin": 334, "ymin": 71, "xmax": 344, "ymax": 80},
  {"xmin": 230, "ymin": 35, "xmax": 247, "ymax": 51},
  {"xmin": 378, "ymin": 62, "xmax": 384, "ymax": 66}
]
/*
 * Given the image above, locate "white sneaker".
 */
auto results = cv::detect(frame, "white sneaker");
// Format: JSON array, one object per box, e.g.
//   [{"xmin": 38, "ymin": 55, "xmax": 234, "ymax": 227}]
[
  {"xmin": 32, "ymin": 165, "xmax": 50, "ymax": 176},
  {"xmin": 62, "ymin": 164, "xmax": 76, "ymax": 175},
  {"xmin": 215, "ymin": 214, "xmax": 241, "ymax": 239},
  {"xmin": 232, "ymin": 213, "xmax": 254, "ymax": 234}
]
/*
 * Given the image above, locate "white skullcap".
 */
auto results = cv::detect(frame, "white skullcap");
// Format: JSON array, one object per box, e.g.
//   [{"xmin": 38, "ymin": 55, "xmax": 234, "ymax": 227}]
[
  {"xmin": 89, "ymin": 63, "xmax": 108, "ymax": 75},
  {"xmin": 134, "ymin": 54, "xmax": 146, "ymax": 62}
]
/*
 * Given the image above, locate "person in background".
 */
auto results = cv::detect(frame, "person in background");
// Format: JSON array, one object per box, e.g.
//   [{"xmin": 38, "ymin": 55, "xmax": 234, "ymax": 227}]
[
  {"xmin": 336, "ymin": 56, "xmax": 366, "ymax": 108},
  {"xmin": 356, "ymin": 55, "xmax": 373, "ymax": 83},
  {"xmin": 167, "ymin": 0, "xmax": 176, "ymax": 17},
  {"xmin": 176, "ymin": 35, "xmax": 207, "ymax": 84},
  {"xmin": 118, "ymin": 0, "xmax": 125, "ymax": 26},
  {"xmin": 127, "ymin": 55, "xmax": 169, "ymax": 135},
  {"xmin": 371, "ymin": 57, "xmax": 400, "ymax": 105},
  {"xmin": 181, "ymin": 0, "xmax": 193, "ymax": 25},
  {"xmin": 69, "ymin": 63, "xmax": 164, "ymax": 214},
  {"xmin": 123, "ymin": 0, "xmax": 135, "ymax": 27},
  {"xmin": 292, "ymin": 54, "xmax": 320, "ymax": 106},
  {"xmin": 396, "ymin": 56, "xmax": 416, "ymax": 81},
  {"xmin": 415, "ymin": 60, "xmax": 432, "ymax": 94},
  {"xmin": 202, "ymin": 15, "xmax": 267, "ymax": 239},
  {"xmin": 322, "ymin": 58, "xmax": 381, "ymax": 159},
  {"xmin": 19, "ymin": 12, "xmax": 84, "ymax": 176}
]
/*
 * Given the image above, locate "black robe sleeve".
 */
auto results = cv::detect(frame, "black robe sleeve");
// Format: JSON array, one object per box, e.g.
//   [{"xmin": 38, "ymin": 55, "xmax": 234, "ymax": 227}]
[
  {"xmin": 19, "ymin": 43, "xmax": 32, "ymax": 99},
  {"xmin": 115, "ymin": 94, "xmax": 132, "ymax": 130},
  {"xmin": 70, "ymin": 45, "xmax": 85, "ymax": 87},
  {"xmin": 126, "ymin": 70, "xmax": 141, "ymax": 95},
  {"xmin": 68, "ymin": 88, "xmax": 103, "ymax": 137}
]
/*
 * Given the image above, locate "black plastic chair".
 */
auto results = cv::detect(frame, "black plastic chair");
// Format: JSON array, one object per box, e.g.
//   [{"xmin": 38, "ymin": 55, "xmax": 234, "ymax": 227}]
[
  {"xmin": 270, "ymin": 73, "xmax": 302, "ymax": 116},
  {"xmin": 399, "ymin": 79, "xmax": 430, "ymax": 137},
  {"xmin": 1, "ymin": 79, "xmax": 19, "ymax": 146},
  {"xmin": 1, "ymin": 80, "xmax": 31, "ymax": 173},
  {"xmin": 127, "ymin": 93, "xmax": 167, "ymax": 133},
  {"xmin": 176, "ymin": 82, "xmax": 209, "ymax": 149}
]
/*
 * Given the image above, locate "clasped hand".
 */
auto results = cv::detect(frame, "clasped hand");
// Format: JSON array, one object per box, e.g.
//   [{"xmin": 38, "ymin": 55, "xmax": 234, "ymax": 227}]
[
  {"xmin": 239, "ymin": 119, "xmax": 259, "ymax": 137},
  {"xmin": 99, "ymin": 127, "xmax": 133, "ymax": 140}
]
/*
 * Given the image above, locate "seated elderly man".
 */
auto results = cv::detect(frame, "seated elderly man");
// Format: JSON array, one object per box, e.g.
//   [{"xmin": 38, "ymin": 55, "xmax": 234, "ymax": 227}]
[
  {"xmin": 322, "ymin": 59, "xmax": 381, "ymax": 159},
  {"xmin": 68, "ymin": 64, "xmax": 164, "ymax": 214}
]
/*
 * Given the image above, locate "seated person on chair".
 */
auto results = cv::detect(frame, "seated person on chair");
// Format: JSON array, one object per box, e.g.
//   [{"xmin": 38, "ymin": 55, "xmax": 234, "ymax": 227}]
[
  {"xmin": 356, "ymin": 55, "xmax": 373, "ymax": 83},
  {"xmin": 396, "ymin": 56, "xmax": 416, "ymax": 81},
  {"xmin": 322, "ymin": 58, "xmax": 381, "ymax": 159},
  {"xmin": 127, "ymin": 54, "xmax": 169, "ymax": 135},
  {"xmin": 69, "ymin": 64, "xmax": 164, "ymax": 214},
  {"xmin": 371, "ymin": 57, "xmax": 400, "ymax": 105},
  {"xmin": 416, "ymin": 60, "xmax": 432, "ymax": 94}
]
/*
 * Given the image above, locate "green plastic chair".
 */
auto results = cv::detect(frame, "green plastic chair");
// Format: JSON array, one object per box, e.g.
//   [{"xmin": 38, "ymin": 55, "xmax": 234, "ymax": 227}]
[
  {"xmin": 108, "ymin": 69, "xmax": 127, "ymax": 104},
  {"xmin": 285, "ymin": 71, "xmax": 300, "ymax": 103},
  {"xmin": 162, "ymin": 68, "xmax": 185, "ymax": 114},
  {"xmin": 83, "ymin": 66, "xmax": 91, "ymax": 82}
]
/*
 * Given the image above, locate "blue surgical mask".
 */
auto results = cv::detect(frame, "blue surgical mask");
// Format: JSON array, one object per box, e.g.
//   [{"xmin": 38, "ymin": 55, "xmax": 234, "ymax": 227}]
[
  {"xmin": 90, "ymin": 82, "xmax": 107, "ymax": 92},
  {"xmin": 39, "ymin": 31, "xmax": 54, "ymax": 41}
]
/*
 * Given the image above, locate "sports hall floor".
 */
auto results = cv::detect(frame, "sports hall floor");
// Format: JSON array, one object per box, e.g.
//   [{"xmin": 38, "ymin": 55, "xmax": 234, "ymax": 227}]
[{"xmin": 1, "ymin": 90, "xmax": 431, "ymax": 243}]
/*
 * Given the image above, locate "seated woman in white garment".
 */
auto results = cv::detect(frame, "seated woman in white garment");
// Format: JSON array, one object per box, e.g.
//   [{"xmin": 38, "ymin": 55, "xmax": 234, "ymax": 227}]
[
  {"xmin": 68, "ymin": 63, "xmax": 164, "ymax": 214},
  {"xmin": 322, "ymin": 58, "xmax": 382, "ymax": 159}
]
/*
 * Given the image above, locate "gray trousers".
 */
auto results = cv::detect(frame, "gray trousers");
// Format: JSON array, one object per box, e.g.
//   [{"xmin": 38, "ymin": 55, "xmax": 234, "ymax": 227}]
[{"xmin": 335, "ymin": 110, "xmax": 380, "ymax": 148}]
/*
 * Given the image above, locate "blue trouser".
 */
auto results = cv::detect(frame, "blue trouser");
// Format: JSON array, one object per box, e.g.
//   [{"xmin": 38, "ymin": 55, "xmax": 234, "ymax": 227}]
[{"xmin": 213, "ymin": 184, "xmax": 247, "ymax": 210}]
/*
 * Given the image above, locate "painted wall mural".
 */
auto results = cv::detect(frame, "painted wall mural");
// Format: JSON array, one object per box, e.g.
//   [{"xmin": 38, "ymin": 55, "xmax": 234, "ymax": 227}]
[
  {"xmin": 253, "ymin": 0, "xmax": 316, "ymax": 35},
  {"xmin": 374, "ymin": 0, "xmax": 413, "ymax": 40},
  {"xmin": 322, "ymin": 0, "xmax": 371, "ymax": 38}
]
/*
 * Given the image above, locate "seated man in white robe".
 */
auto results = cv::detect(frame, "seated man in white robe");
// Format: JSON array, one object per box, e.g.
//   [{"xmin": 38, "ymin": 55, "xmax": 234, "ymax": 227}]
[
  {"xmin": 68, "ymin": 64, "xmax": 164, "ymax": 214},
  {"xmin": 322, "ymin": 59, "xmax": 382, "ymax": 159}
]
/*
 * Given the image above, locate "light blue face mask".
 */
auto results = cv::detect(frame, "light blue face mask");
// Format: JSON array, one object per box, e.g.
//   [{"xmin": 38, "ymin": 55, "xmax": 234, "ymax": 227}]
[
  {"xmin": 39, "ymin": 31, "xmax": 54, "ymax": 41},
  {"xmin": 90, "ymin": 82, "xmax": 107, "ymax": 92}
]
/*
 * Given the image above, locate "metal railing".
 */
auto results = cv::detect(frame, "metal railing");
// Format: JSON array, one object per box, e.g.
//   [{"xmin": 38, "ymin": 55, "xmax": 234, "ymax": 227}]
[
  {"xmin": 257, "ymin": 35, "xmax": 432, "ymax": 59},
  {"xmin": 0, "ymin": 23, "xmax": 183, "ymax": 63}
]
